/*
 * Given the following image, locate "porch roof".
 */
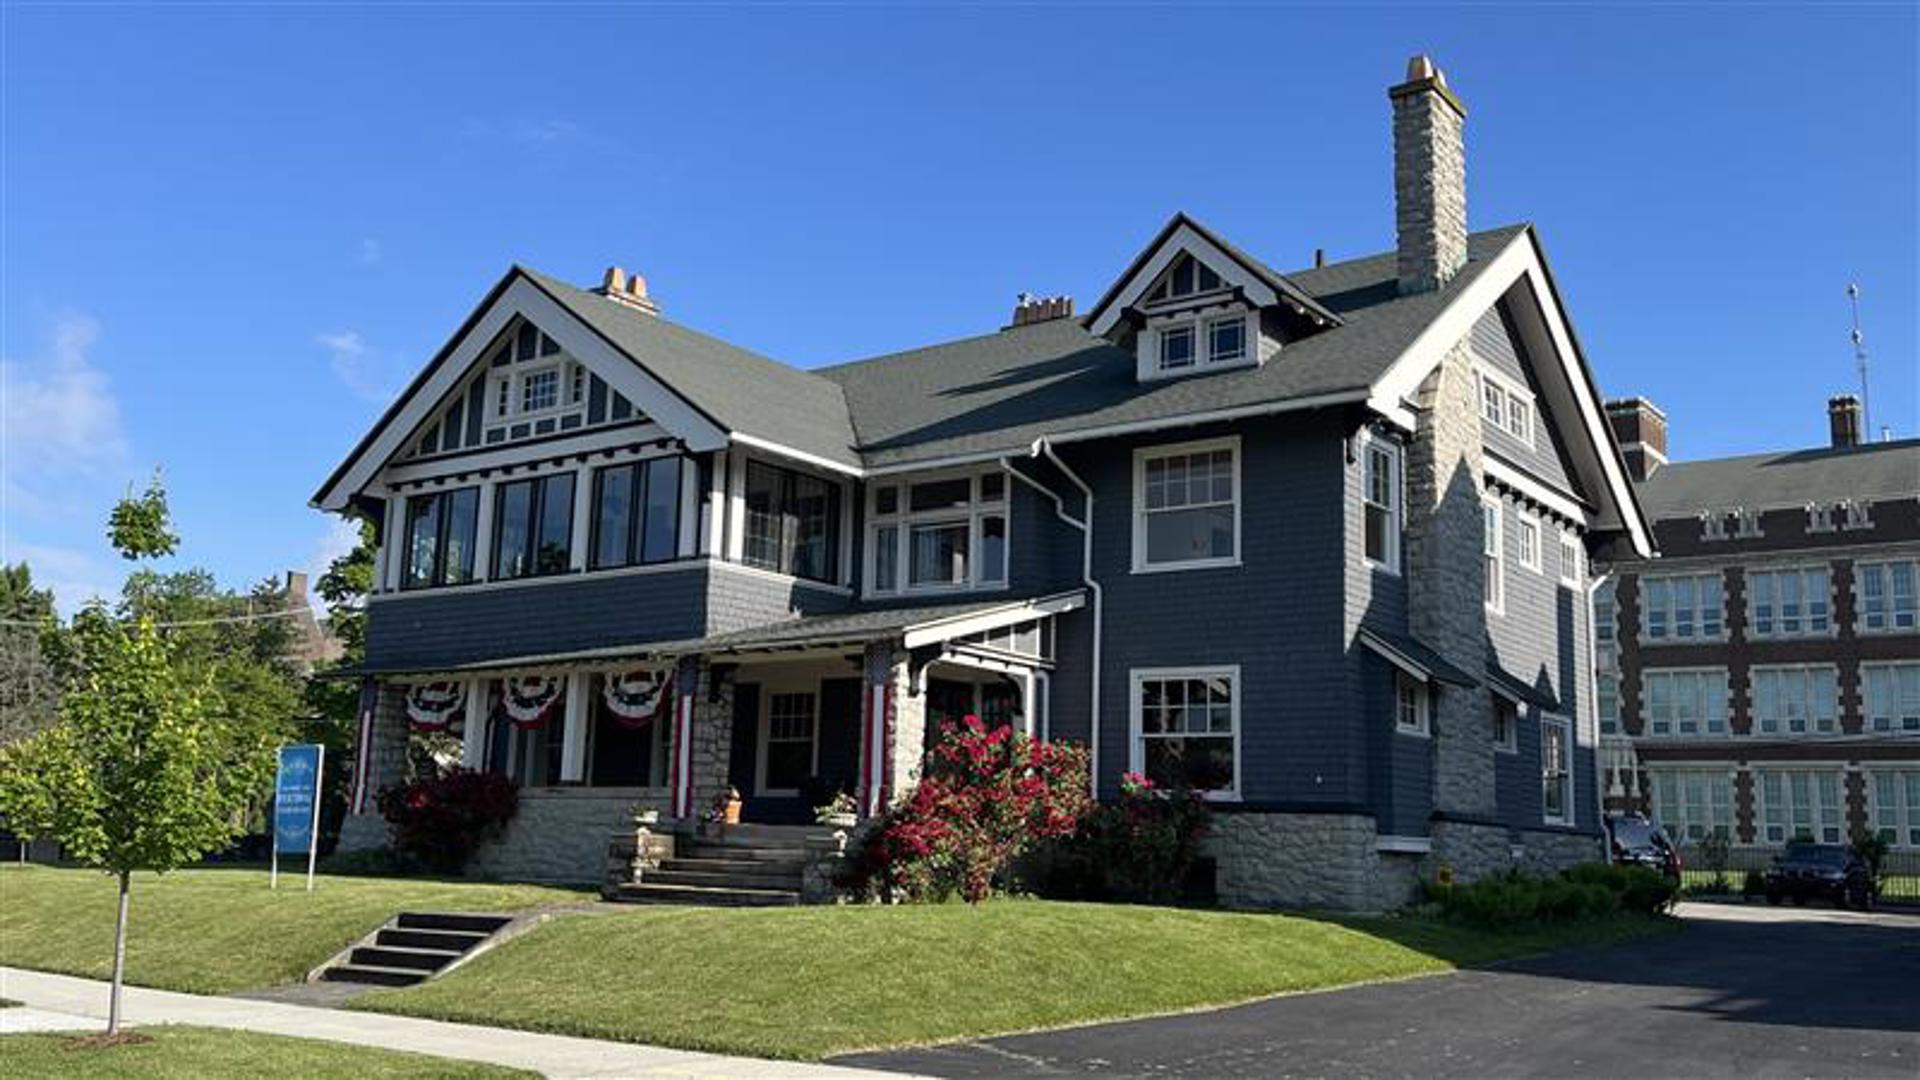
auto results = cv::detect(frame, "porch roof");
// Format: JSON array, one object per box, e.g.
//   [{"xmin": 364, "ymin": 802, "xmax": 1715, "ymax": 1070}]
[
  {"xmin": 1356, "ymin": 626, "xmax": 1480, "ymax": 688},
  {"xmin": 1484, "ymin": 656, "xmax": 1563, "ymax": 713}
]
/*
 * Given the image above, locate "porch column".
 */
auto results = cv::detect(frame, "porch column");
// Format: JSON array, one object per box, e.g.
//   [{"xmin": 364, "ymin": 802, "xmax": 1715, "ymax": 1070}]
[
  {"xmin": 337, "ymin": 679, "xmax": 409, "ymax": 852},
  {"xmin": 560, "ymin": 671, "xmax": 590, "ymax": 783},
  {"xmin": 858, "ymin": 643, "xmax": 893, "ymax": 816},
  {"xmin": 460, "ymin": 678, "xmax": 488, "ymax": 768},
  {"xmin": 1018, "ymin": 670, "xmax": 1038, "ymax": 738},
  {"xmin": 669, "ymin": 657, "xmax": 700, "ymax": 818}
]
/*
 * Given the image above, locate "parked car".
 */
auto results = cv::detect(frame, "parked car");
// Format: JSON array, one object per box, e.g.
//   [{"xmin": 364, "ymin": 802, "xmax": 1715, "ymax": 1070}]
[
  {"xmin": 1764, "ymin": 843, "xmax": 1876, "ymax": 909},
  {"xmin": 1605, "ymin": 814, "xmax": 1681, "ymax": 881}
]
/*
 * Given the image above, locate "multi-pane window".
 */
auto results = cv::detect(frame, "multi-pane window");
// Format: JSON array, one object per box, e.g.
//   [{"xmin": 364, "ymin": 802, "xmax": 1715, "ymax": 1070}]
[
  {"xmin": 1394, "ymin": 672, "xmax": 1428, "ymax": 736},
  {"xmin": 1642, "ymin": 669, "xmax": 1728, "ymax": 737},
  {"xmin": 1759, "ymin": 768, "xmax": 1845, "ymax": 844},
  {"xmin": 744, "ymin": 461, "xmax": 840, "ymax": 584},
  {"xmin": 1479, "ymin": 371, "xmax": 1534, "ymax": 444},
  {"xmin": 1541, "ymin": 716, "xmax": 1572, "ymax": 825},
  {"xmin": 1870, "ymin": 771, "xmax": 1920, "ymax": 847},
  {"xmin": 401, "ymin": 487, "xmax": 480, "ymax": 589},
  {"xmin": 1858, "ymin": 560, "xmax": 1917, "ymax": 633},
  {"xmin": 1153, "ymin": 315, "xmax": 1248, "ymax": 373},
  {"xmin": 1135, "ymin": 440, "xmax": 1237, "ymax": 570},
  {"xmin": 1559, "ymin": 532, "xmax": 1582, "ymax": 587},
  {"xmin": 1650, "ymin": 769, "xmax": 1732, "ymax": 843},
  {"xmin": 1144, "ymin": 254, "xmax": 1223, "ymax": 301},
  {"xmin": 492, "ymin": 472, "xmax": 576, "ymax": 580},
  {"xmin": 1362, "ymin": 438, "xmax": 1400, "ymax": 569},
  {"xmin": 1493, "ymin": 696, "xmax": 1518, "ymax": 752},
  {"xmin": 1641, "ymin": 573, "xmax": 1724, "ymax": 641},
  {"xmin": 1594, "ymin": 586, "xmax": 1617, "ymax": 652},
  {"xmin": 590, "ymin": 456, "xmax": 683, "ymax": 570},
  {"xmin": 869, "ymin": 471, "xmax": 1006, "ymax": 594},
  {"xmin": 520, "ymin": 368, "xmax": 559, "ymax": 413},
  {"xmin": 1208, "ymin": 316, "xmax": 1246, "ymax": 363},
  {"xmin": 1517, "ymin": 514, "xmax": 1542, "ymax": 572},
  {"xmin": 1750, "ymin": 665, "xmax": 1839, "ymax": 736},
  {"xmin": 1747, "ymin": 566, "xmax": 1831, "ymax": 638},
  {"xmin": 1598, "ymin": 673, "xmax": 1621, "ymax": 735},
  {"xmin": 1483, "ymin": 499, "xmax": 1504, "ymax": 612},
  {"xmin": 1862, "ymin": 662, "xmax": 1920, "ymax": 733},
  {"xmin": 763, "ymin": 691, "xmax": 817, "ymax": 793},
  {"xmin": 1158, "ymin": 325, "xmax": 1195, "ymax": 371},
  {"xmin": 1132, "ymin": 668, "xmax": 1238, "ymax": 797}
]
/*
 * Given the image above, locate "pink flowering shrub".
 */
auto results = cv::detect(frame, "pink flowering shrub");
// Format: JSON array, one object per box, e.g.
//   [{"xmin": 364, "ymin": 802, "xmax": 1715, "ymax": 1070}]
[{"xmin": 377, "ymin": 767, "xmax": 518, "ymax": 874}]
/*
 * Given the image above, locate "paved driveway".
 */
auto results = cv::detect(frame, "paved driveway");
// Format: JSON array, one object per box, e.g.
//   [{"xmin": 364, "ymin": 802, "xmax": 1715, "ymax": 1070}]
[{"xmin": 836, "ymin": 904, "xmax": 1920, "ymax": 1079}]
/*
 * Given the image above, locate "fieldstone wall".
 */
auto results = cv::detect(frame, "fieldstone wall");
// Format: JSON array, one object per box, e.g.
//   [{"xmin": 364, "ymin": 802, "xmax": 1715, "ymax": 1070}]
[
  {"xmin": 335, "ymin": 681, "xmax": 409, "ymax": 854},
  {"xmin": 1209, "ymin": 812, "xmax": 1418, "ymax": 912},
  {"xmin": 469, "ymin": 787, "xmax": 669, "ymax": 884},
  {"xmin": 1513, "ymin": 830, "xmax": 1605, "ymax": 876},
  {"xmin": 1390, "ymin": 58, "xmax": 1468, "ymax": 294},
  {"xmin": 686, "ymin": 658, "xmax": 735, "ymax": 815},
  {"xmin": 1427, "ymin": 819, "xmax": 1512, "ymax": 882},
  {"xmin": 886, "ymin": 651, "xmax": 928, "ymax": 805}
]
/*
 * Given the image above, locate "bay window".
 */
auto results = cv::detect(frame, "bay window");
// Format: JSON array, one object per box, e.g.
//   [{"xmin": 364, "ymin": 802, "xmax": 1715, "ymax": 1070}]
[
  {"xmin": 591, "ymin": 456, "xmax": 683, "ymax": 569},
  {"xmin": 1759, "ymin": 768, "xmax": 1845, "ymax": 844},
  {"xmin": 402, "ymin": 487, "xmax": 480, "ymax": 589},
  {"xmin": 492, "ymin": 472, "xmax": 575, "ymax": 580},
  {"xmin": 1642, "ymin": 669, "xmax": 1728, "ymax": 737},
  {"xmin": 1858, "ymin": 560, "xmax": 1917, "ymax": 633},
  {"xmin": 1134, "ymin": 438, "xmax": 1239, "ymax": 571},
  {"xmin": 744, "ymin": 461, "xmax": 840, "ymax": 583},
  {"xmin": 868, "ymin": 470, "xmax": 1007, "ymax": 595},
  {"xmin": 1863, "ymin": 662, "xmax": 1920, "ymax": 733},
  {"xmin": 1131, "ymin": 667, "xmax": 1239, "ymax": 798},
  {"xmin": 1750, "ymin": 665, "xmax": 1838, "ymax": 736},
  {"xmin": 1746, "ymin": 566, "xmax": 1830, "ymax": 638}
]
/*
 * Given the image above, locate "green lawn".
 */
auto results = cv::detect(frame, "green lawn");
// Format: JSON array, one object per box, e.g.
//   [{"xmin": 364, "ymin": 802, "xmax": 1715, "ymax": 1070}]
[
  {"xmin": 0, "ymin": 865, "xmax": 591, "ymax": 994},
  {"xmin": 0, "ymin": 1025, "xmax": 535, "ymax": 1079},
  {"xmin": 355, "ymin": 900, "xmax": 1675, "ymax": 1060}
]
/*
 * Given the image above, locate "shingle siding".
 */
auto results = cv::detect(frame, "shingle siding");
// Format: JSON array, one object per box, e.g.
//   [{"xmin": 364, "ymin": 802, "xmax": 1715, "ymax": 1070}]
[
  {"xmin": 1364, "ymin": 651, "xmax": 1433, "ymax": 836},
  {"xmin": 1471, "ymin": 305, "xmax": 1578, "ymax": 494}
]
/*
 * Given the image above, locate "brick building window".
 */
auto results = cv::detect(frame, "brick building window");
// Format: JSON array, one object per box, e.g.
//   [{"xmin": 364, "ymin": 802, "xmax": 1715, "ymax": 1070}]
[
  {"xmin": 1870, "ymin": 771, "xmax": 1920, "ymax": 848},
  {"xmin": 1598, "ymin": 674, "xmax": 1620, "ymax": 735},
  {"xmin": 1641, "ymin": 573, "xmax": 1724, "ymax": 641},
  {"xmin": 1650, "ymin": 769, "xmax": 1732, "ymax": 843},
  {"xmin": 1862, "ymin": 662, "xmax": 1920, "ymax": 733},
  {"xmin": 1642, "ymin": 669, "xmax": 1728, "ymax": 737},
  {"xmin": 1858, "ymin": 560, "xmax": 1917, "ymax": 633},
  {"xmin": 1747, "ymin": 566, "xmax": 1831, "ymax": 638},
  {"xmin": 1759, "ymin": 768, "xmax": 1845, "ymax": 844},
  {"xmin": 1750, "ymin": 665, "xmax": 1839, "ymax": 736}
]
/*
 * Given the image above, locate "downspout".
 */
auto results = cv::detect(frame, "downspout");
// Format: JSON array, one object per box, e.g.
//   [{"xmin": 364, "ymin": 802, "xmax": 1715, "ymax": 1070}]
[
  {"xmin": 1004, "ymin": 437, "xmax": 1102, "ymax": 799},
  {"xmin": 1585, "ymin": 568, "xmax": 1614, "ymax": 830}
]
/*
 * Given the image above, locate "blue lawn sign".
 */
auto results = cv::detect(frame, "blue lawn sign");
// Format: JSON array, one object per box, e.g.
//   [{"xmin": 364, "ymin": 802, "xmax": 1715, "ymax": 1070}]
[{"xmin": 271, "ymin": 744, "xmax": 324, "ymax": 891}]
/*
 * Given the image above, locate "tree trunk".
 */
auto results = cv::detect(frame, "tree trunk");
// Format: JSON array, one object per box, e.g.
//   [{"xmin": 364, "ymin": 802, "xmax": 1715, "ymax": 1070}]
[{"xmin": 108, "ymin": 870, "xmax": 129, "ymax": 1035}]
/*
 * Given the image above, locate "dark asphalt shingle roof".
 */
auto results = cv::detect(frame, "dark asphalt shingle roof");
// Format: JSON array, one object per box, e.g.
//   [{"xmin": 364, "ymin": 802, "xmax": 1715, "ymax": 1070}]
[
  {"xmin": 1634, "ymin": 439, "xmax": 1920, "ymax": 519},
  {"xmin": 1485, "ymin": 657, "xmax": 1562, "ymax": 712},
  {"xmin": 653, "ymin": 591, "xmax": 1083, "ymax": 654}
]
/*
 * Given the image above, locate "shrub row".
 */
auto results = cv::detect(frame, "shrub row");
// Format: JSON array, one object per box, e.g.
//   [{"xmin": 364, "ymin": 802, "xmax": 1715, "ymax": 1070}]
[{"xmin": 1428, "ymin": 862, "xmax": 1676, "ymax": 928}]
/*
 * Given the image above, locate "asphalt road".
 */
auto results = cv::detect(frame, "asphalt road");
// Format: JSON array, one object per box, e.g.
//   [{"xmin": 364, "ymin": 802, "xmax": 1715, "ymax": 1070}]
[{"xmin": 835, "ymin": 904, "xmax": 1920, "ymax": 1079}]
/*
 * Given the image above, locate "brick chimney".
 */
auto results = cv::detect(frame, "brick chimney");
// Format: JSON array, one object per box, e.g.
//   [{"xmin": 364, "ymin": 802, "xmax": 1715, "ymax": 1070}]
[
  {"xmin": 1390, "ymin": 55, "xmax": 1468, "ymax": 295},
  {"xmin": 1828, "ymin": 394, "xmax": 1863, "ymax": 448},
  {"xmin": 1605, "ymin": 398, "xmax": 1668, "ymax": 481},
  {"xmin": 1010, "ymin": 293, "xmax": 1074, "ymax": 328},
  {"xmin": 597, "ymin": 266, "xmax": 659, "ymax": 315}
]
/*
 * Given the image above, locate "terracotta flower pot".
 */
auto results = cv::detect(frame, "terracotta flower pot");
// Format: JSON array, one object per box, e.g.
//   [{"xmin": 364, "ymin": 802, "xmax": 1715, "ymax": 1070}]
[{"xmin": 723, "ymin": 798, "xmax": 743, "ymax": 825}]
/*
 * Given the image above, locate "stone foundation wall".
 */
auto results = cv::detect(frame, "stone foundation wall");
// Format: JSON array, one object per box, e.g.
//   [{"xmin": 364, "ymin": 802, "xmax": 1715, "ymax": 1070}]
[
  {"xmin": 1209, "ymin": 812, "xmax": 1418, "ymax": 912},
  {"xmin": 335, "ymin": 682, "xmax": 410, "ymax": 854},
  {"xmin": 1513, "ymin": 830, "xmax": 1605, "ymax": 876},
  {"xmin": 1427, "ymin": 819, "xmax": 1512, "ymax": 883},
  {"xmin": 469, "ymin": 787, "xmax": 669, "ymax": 884}
]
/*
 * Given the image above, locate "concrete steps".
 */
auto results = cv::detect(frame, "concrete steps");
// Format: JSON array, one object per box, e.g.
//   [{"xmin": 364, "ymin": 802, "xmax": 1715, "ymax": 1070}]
[
  {"xmin": 609, "ymin": 825, "xmax": 817, "ymax": 907},
  {"xmin": 316, "ymin": 912, "xmax": 515, "ymax": 987}
]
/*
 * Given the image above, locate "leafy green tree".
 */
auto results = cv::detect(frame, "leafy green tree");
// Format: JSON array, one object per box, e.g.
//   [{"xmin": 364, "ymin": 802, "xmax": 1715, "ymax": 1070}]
[
  {"xmin": 106, "ymin": 469, "xmax": 180, "ymax": 560},
  {"xmin": 0, "ymin": 563, "xmax": 60, "ymax": 745},
  {"xmin": 302, "ymin": 519, "xmax": 376, "ymax": 844}
]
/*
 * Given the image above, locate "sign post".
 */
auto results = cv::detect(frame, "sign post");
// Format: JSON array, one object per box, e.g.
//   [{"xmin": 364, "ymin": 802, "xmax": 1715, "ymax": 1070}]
[{"xmin": 272, "ymin": 744, "xmax": 325, "ymax": 892}]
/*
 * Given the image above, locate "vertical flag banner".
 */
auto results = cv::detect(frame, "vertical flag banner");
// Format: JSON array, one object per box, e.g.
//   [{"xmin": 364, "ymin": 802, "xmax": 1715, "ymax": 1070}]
[{"xmin": 272, "ymin": 743, "xmax": 325, "ymax": 891}]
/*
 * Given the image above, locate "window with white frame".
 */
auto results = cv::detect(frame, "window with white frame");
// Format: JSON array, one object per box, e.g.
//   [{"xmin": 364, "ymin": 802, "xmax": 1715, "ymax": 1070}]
[
  {"xmin": 1361, "ymin": 436, "xmax": 1401, "ymax": 570},
  {"xmin": 1516, "ymin": 513, "xmax": 1542, "ymax": 572},
  {"xmin": 1394, "ymin": 671, "xmax": 1428, "ymax": 736},
  {"xmin": 869, "ymin": 470, "xmax": 1007, "ymax": 595},
  {"xmin": 1151, "ymin": 313, "xmax": 1249, "ymax": 374},
  {"xmin": 1479, "ymin": 369, "xmax": 1534, "ymax": 445},
  {"xmin": 1559, "ymin": 532, "xmax": 1581, "ymax": 587},
  {"xmin": 761, "ymin": 691, "xmax": 817, "ymax": 794},
  {"xmin": 1806, "ymin": 503, "xmax": 1836, "ymax": 533},
  {"xmin": 1483, "ymin": 498, "xmax": 1504, "ymax": 612},
  {"xmin": 1747, "ymin": 566, "xmax": 1831, "ymax": 639},
  {"xmin": 1134, "ymin": 439, "xmax": 1238, "ymax": 571},
  {"xmin": 1734, "ymin": 508, "xmax": 1764, "ymax": 538},
  {"xmin": 1493, "ymin": 696, "xmax": 1518, "ymax": 753},
  {"xmin": 1759, "ymin": 768, "xmax": 1845, "ymax": 844},
  {"xmin": 1541, "ymin": 716, "xmax": 1572, "ymax": 825},
  {"xmin": 1841, "ymin": 499, "xmax": 1874, "ymax": 530},
  {"xmin": 1131, "ymin": 667, "xmax": 1239, "ymax": 797},
  {"xmin": 1594, "ymin": 585, "xmax": 1617, "ymax": 655},
  {"xmin": 1642, "ymin": 669, "xmax": 1728, "ymax": 737},
  {"xmin": 1862, "ymin": 662, "xmax": 1920, "ymax": 733},
  {"xmin": 1750, "ymin": 665, "xmax": 1839, "ymax": 736},
  {"xmin": 1857, "ymin": 560, "xmax": 1917, "ymax": 634},
  {"xmin": 521, "ymin": 368, "xmax": 559, "ymax": 413},
  {"xmin": 1158, "ymin": 325, "xmax": 1195, "ymax": 371},
  {"xmin": 1598, "ymin": 673, "xmax": 1621, "ymax": 735},
  {"xmin": 1870, "ymin": 770, "xmax": 1920, "ymax": 847},
  {"xmin": 1640, "ymin": 573, "xmax": 1725, "ymax": 641},
  {"xmin": 1649, "ymin": 769, "xmax": 1732, "ymax": 843}
]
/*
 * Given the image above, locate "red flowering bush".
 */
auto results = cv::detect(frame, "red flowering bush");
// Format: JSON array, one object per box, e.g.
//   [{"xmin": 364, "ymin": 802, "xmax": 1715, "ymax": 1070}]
[
  {"xmin": 849, "ymin": 716, "xmax": 1090, "ymax": 904},
  {"xmin": 377, "ymin": 767, "xmax": 519, "ymax": 874},
  {"xmin": 1039, "ymin": 771, "xmax": 1212, "ymax": 903}
]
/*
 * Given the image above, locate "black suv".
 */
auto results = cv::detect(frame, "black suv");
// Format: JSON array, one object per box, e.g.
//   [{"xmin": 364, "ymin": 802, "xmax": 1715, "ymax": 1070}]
[
  {"xmin": 1605, "ymin": 814, "xmax": 1682, "ymax": 881},
  {"xmin": 1764, "ymin": 843, "xmax": 1876, "ymax": 910}
]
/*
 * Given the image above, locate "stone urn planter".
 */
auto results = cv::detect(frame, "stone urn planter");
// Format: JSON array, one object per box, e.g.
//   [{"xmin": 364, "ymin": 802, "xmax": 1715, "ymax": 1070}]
[
  {"xmin": 632, "ymin": 807, "xmax": 661, "ymax": 827},
  {"xmin": 821, "ymin": 811, "xmax": 858, "ymax": 830}
]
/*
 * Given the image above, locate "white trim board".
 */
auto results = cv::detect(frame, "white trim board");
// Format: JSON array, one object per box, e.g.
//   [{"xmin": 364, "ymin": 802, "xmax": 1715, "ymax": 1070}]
[{"xmin": 1089, "ymin": 222, "xmax": 1284, "ymax": 338}]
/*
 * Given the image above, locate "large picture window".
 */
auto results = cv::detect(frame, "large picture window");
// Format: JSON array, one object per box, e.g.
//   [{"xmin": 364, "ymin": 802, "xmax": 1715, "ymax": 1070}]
[
  {"xmin": 1130, "ymin": 667, "xmax": 1239, "ymax": 798},
  {"xmin": 402, "ymin": 487, "xmax": 480, "ymax": 589},
  {"xmin": 1858, "ymin": 560, "xmax": 1917, "ymax": 633},
  {"xmin": 867, "ymin": 471, "xmax": 1007, "ymax": 595},
  {"xmin": 1759, "ymin": 768, "xmax": 1845, "ymax": 844},
  {"xmin": 1649, "ymin": 769, "xmax": 1732, "ymax": 842},
  {"xmin": 1642, "ymin": 669, "xmax": 1728, "ymax": 737},
  {"xmin": 1750, "ymin": 665, "xmax": 1838, "ymax": 736},
  {"xmin": 1747, "ymin": 566, "xmax": 1830, "ymax": 639},
  {"xmin": 744, "ymin": 461, "xmax": 840, "ymax": 584},
  {"xmin": 1541, "ymin": 716, "xmax": 1572, "ymax": 825},
  {"xmin": 591, "ymin": 456, "xmax": 683, "ymax": 569},
  {"xmin": 1640, "ymin": 572, "xmax": 1724, "ymax": 641},
  {"xmin": 1133, "ymin": 438, "xmax": 1238, "ymax": 572},
  {"xmin": 1862, "ymin": 662, "xmax": 1920, "ymax": 733},
  {"xmin": 1870, "ymin": 770, "xmax": 1920, "ymax": 848},
  {"xmin": 492, "ymin": 472, "xmax": 575, "ymax": 580}
]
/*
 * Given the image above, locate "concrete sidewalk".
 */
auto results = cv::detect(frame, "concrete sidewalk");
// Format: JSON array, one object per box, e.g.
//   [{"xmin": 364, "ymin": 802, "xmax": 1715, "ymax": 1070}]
[{"xmin": 1, "ymin": 967, "xmax": 918, "ymax": 1079}]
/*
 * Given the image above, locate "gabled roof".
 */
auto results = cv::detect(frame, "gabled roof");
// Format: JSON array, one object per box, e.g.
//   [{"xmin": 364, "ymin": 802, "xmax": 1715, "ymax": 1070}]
[
  {"xmin": 1081, "ymin": 211, "xmax": 1344, "ymax": 331},
  {"xmin": 1633, "ymin": 438, "xmax": 1920, "ymax": 519}
]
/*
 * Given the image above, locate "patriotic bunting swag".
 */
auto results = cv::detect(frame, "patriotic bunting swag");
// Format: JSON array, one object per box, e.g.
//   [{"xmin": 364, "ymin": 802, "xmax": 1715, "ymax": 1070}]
[
  {"xmin": 405, "ymin": 681, "xmax": 466, "ymax": 732},
  {"xmin": 503, "ymin": 675, "xmax": 564, "ymax": 728},
  {"xmin": 602, "ymin": 669, "xmax": 672, "ymax": 729}
]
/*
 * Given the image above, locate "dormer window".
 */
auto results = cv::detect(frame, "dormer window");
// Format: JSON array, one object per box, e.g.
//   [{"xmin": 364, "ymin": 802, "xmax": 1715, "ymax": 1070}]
[
  {"xmin": 1701, "ymin": 511, "xmax": 1729, "ymax": 542},
  {"xmin": 1208, "ymin": 317, "xmax": 1246, "ymax": 363},
  {"xmin": 1841, "ymin": 500, "xmax": 1874, "ymax": 531},
  {"xmin": 1807, "ymin": 503, "xmax": 1835, "ymax": 533},
  {"xmin": 1159, "ymin": 325, "xmax": 1195, "ymax": 371}
]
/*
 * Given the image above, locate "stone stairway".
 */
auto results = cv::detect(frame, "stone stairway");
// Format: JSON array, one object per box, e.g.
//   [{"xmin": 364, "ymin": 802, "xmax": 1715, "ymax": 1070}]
[
  {"xmin": 316, "ymin": 912, "xmax": 516, "ymax": 987},
  {"xmin": 613, "ymin": 824, "xmax": 814, "ymax": 906}
]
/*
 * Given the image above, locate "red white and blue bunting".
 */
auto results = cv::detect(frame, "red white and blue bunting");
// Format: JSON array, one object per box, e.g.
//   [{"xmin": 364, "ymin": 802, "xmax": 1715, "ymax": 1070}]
[
  {"xmin": 602, "ymin": 669, "xmax": 672, "ymax": 729},
  {"xmin": 502, "ymin": 675, "xmax": 564, "ymax": 728},
  {"xmin": 405, "ymin": 681, "xmax": 466, "ymax": 732}
]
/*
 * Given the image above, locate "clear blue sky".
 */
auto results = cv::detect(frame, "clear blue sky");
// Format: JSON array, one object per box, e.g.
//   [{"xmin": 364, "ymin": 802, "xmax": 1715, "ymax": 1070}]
[{"xmin": 3, "ymin": 4, "xmax": 1914, "ymax": 614}]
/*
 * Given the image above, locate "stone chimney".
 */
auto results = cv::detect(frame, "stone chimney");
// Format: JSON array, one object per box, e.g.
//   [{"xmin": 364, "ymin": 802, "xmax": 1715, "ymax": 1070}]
[
  {"xmin": 1605, "ymin": 397, "xmax": 1668, "ymax": 481},
  {"xmin": 285, "ymin": 570, "xmax": 309, "ymax": 607},
  {"xmin": 1010, "ymin": 293, "xmax": 1074, "ymax": 328},
  {"xmin": 1390, "ymin": 55, "xmax": 1468, "ymax": 295},
  {"xmin": 597, "ymin": 266, "xmax": 659, "ymax": 315},
  {"xmin": 1828, "ymin": 394, "xmax": 1863, "ymax": 448}
]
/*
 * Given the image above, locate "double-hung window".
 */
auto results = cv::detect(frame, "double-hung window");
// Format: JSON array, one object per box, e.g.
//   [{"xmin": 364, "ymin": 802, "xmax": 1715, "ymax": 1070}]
[
  {"xmin": 1540, "ymin": 716, "xmax": 1572, "ymax": 825},
  {"xmin": 744, "ymin": 461, "xmax": 841, "ymax": 584},
  {"xmin": 1641, "ymin": 573, "xmax": 1724, "ymax": 641},
  {"xmin": 1517, "ymin": 513, "xmax": 1542, "ymax": 572},
  {"xmin": 1750, "ymin": 665, "xmax": 1839, "ymax": 736},
  {"xmin": 1759, "ymin": 768, "xmax": 1845, "ymax": 844},
  {"xmin": 1361, "ymin": 435, "xmax": 1401, "ymax": 570},
  {"xmin": 1870, "ymin": 771, "xmax": 1920, "ymax": 847},
  {"xmin": 1650, "ymin": 769, "xmax": 1732, "ymax": 842},
  {"xmin": 1857, "ymin": 560, "xmax": 1917, "ymax": 633},
  {"xmin": 1493, "ymin": 696, "xmax": 1518, "ymax": 752},
  {"xmin": 401, "ymin": 487, "xmax": 480, "ymax": 589},
  {"xmin": 1483, "ymin": 498, "xmax": 1504, "ymax": 612},
  {"xmin": 1152, "ymin": 315, "xmax": 1248, "ymax": 374},
  {"xmin": 1394, "ymin": 672, "xmax": 1429, "ymax": 736},
  {"xmin": 1746, "ymin": 566, "xmax": 1831, "ymax": 638},
  {"xmin": 1862, "ymin": 662, "xmax": 1920, "ymax": 733},
  {"xmin": 1598, "ymin": 673, "xmax": 1621, "ymax": 735},
  {"xmin": 1131, "ymin": 667, "xmax": 1239, "ymax": 798},
  {"xmin": 1134, "ymin": 438, "xmax": 1238, "ymax": 572},
  {"xmin": 492, "ymin": 472, "xmax": 576, "ymax": 579},
  {"xmin": 1642, "ymin": 669, "xmax": 1728, "ymax": 737},
  {"xmin": 1594, "ymin": 585, "xmax": 1617, "ymax": 666},
  {"xmin": 868, "ymin": 471, "xmax": 1007, "ymax": 594},
  {"xmin": 1559, "ymin": 532, "xmax": 1582, "ymax": 587},
  {"xmin": 590, "ymin": 456, "xmax": 683, "ymax": 569},
  {"xmin": 1479, "ymin": 369, "xmax": 1534, "ymax": 445}
]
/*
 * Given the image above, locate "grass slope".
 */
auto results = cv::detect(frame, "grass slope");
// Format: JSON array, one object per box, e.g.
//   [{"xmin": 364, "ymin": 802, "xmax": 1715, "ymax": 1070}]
[
  {"xmin": 0, "ymin": 866, "xmax": 590, "ymax": 994},
  {"xmin": 356, "ymin": 900, "xmax": 1674, "ymax": 1060},
  {"xmin": 0, "ymin": 1025, "xmax": 535, "ymax": 1079}
]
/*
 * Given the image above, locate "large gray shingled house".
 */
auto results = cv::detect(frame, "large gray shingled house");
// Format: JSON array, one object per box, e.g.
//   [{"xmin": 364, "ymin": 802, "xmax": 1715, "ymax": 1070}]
[{"xmin": 316, "ymin": 57, "xmax": 1653, "ymax": 909}]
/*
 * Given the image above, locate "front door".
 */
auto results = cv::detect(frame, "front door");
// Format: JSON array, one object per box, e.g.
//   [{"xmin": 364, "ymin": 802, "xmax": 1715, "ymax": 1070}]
[{"xmin": 730, "ymin": 675, "xmax": 863, "ymax": 825}]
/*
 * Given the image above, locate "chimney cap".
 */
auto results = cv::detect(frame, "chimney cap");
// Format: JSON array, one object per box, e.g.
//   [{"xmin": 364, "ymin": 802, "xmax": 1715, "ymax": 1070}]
[
  {"xmin": 596, "ymin": 265, "xmax": 659, "ymax": 314},
  {"xmin": 1389, "ymin": 53, "xmax": 1467, "ymax": 116}
]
